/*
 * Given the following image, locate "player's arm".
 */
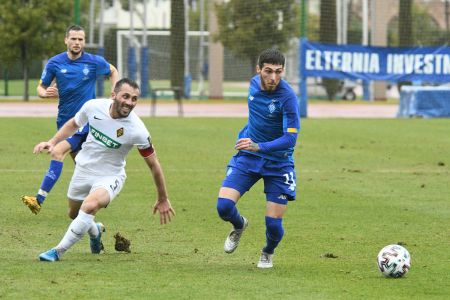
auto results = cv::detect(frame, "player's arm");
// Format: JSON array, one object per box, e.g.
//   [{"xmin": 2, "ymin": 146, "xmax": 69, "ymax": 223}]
[
  {"xmin": 257, "ymin": 131, "xmax": 298, "ymax": 153},
  {"xmin": 108, "ymin": 64, "xmax": 119, "ymax": 94},
  {"xmin": 235, "ymin": 132, "xmax": 297, "ymax": 153},
  {"xmin": 37, "ymin": 80, "xmax": 59, "ymax": 99},
  {"xmin": 37, "ymin": 61, "xmax": 58, "ymax": 98},
  {"xmin": 140, "ymin": 146, "xmax": 175, "ymax": 224},
  {"xmin": 33, "ymin": 118, "xmax": 80, "ymax": 154}
]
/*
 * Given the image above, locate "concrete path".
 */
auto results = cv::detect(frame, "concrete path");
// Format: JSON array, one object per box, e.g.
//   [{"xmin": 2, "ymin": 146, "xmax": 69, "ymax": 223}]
[{"xmin": 0, "ymin": 101, "xmax": 398, "ymax": 118}]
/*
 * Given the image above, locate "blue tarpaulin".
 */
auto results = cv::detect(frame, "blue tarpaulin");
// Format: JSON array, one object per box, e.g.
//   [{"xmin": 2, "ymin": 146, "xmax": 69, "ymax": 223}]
[{"xmin": 397, "ymin": 86, "xmax": 450, "ymax": 118}]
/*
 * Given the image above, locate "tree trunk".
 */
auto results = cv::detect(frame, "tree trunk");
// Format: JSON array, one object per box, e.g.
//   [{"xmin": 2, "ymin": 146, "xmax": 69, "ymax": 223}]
[
  {"xmin": 398, "ymin": 0, "xmax": 413, "ymax": 90},
  {"xmin": 399, "ymin": 0, "xmax": 413, "ymax": 47},
  {"xmin": 319, "ymin": 0, "xmax": 340, "ymax": 100},
  {"xmin": 21, "ymin": 43, "xmax": 29, "ymax": 101},
  {"xmin": 23, "ymin": 64, "xmax": 29, "ymax": 101},
  {"xmin": 170, "ymin": 0, "xmax": 185, "ymax": 96},
  {"xmin": 250, "ymin": 56, "xmax": 257, "ymax": 76}
]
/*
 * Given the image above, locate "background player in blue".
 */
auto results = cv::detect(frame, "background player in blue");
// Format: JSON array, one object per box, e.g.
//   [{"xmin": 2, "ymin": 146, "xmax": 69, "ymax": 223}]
[
  {"xmin": 21, "ymin": 25, "xmax": 118, "ymax": 214},
  {"xmin": 216, "ymin": 49, "xmax": 300, "ymax": 268}
]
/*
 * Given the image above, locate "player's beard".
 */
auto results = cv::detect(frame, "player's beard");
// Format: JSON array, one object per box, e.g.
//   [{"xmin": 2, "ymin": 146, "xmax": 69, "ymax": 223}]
[
  {"xmin": 113, "ymin": 101, "xmax": 133, "ymax": 118},
  {"xmin": 69, "ymin": 46, "xmax": 82, "ymax": 57},
  {"xmin": 261, "ymin": 79, "xmax": 277, "ymax": 92},
  {"xmin": 260, "ymin": 75, "xmax": 278, "ymax": 92}
]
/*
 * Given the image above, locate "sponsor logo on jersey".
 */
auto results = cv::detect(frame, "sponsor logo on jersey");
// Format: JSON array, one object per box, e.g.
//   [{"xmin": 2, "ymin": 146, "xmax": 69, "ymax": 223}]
[
  {"xmin": 90, "ymin": 125, "xmax": 122, "ymax": 149},
  {"xmin": 287, "ymin": 128, "xmax": 298, "ymax": 133},
  {"xmin": 94, "ymin": 115, "xmax": 102, "ymax": 120},
  {"xmin": 61, "ymin": 69, "xmax": 67, "ymax": 74},
  {"xmin": 117, "ymin": 127, "xmax": 124, "ymax": 137}
]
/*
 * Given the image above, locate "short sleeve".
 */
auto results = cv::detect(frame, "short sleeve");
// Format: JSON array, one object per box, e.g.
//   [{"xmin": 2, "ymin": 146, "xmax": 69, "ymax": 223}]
[
  {"xmin": 74, "ymin": 101, "xmax": 90, "ymax": 128},
  {"xmin": 133, "ymin": 117, "xmax": 152, "ymax": 149},
  {"xmin": 40, "ymin": 61, "xmax": 56, "ymax": 87},
  {"xmin": 95, "ymin": 55, "xmax": 112, "ymax": 76},
  {"xmin": 136, "ymin": 136, "xmax": 152, "ymax": 150}
]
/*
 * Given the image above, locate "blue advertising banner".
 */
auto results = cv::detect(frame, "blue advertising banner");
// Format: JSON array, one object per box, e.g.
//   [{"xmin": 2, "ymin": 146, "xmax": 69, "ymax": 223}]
[{"xmin": 300, "ymin": 38, "xmax": 450, "ymax": 82}]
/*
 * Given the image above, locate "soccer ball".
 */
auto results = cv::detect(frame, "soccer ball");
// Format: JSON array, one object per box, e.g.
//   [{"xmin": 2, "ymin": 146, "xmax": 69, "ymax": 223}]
[{"xmin": 377, "ymin": 244, "xmax": 411, "ymax": 278}]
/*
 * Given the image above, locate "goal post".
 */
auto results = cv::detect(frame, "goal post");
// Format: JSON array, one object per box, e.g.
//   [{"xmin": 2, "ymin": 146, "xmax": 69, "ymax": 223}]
[{"xmin": 116, "ymin": 30, "xmax": 209, "ymax": 98}]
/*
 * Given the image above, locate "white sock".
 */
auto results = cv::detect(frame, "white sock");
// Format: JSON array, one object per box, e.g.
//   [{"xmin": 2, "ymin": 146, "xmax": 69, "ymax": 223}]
[
  {"xmin": 55, "ymin": 210, "xmax": 95, "ymax": 256},
  {"xmin": 87, "ymin": 220, "xmax": 99, "ymax": 238}
]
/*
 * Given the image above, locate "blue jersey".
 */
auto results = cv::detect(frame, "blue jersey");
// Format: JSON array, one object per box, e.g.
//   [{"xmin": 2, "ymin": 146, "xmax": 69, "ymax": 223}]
[
  {"xmin": 238, "ymin": 75, "xmax": 300, "ymax": 162},
  {"xmin": 40, "ymin": 52, "xmax": 111, "ymax": 129}
]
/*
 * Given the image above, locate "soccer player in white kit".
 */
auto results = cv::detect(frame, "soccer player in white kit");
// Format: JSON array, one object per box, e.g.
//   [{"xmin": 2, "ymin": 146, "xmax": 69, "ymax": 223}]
[{"xmin": 34, "ymin": 78, "xmax": 175, "ymax": 261}]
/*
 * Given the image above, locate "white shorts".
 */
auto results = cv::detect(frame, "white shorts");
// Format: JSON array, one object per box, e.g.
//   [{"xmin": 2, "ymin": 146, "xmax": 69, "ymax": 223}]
[{"xmin": 67, "ymin": 167, "xmax": 126, "ymax": 202}]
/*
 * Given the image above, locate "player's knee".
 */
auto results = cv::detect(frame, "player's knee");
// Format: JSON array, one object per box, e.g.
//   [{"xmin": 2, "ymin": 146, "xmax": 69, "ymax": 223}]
[
  {"xmin": 50, "ymin": 143, "xmax": 71, "ymax": 161},
  {"xmin": 50, "ymin": 147, "xmax": 68, "ymax": 161},
  {"xmin": 68, "ymin": 209, "xmax": 78, "ymax": 220},
  {"xmin": 81, "ymin": 201, "xmax": 101, "ymax": 215},
  {"xmin": 266, "ymin": 217, "xmax": 284, "ymax": 242},
  {"xmin": 217, "ymin": 197, "xmax": 235, "ymax": 220}
]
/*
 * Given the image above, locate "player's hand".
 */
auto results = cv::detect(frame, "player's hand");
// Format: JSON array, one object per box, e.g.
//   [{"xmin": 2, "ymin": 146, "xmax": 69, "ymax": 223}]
[
  {"xmin": 235, "ymin": 138, "xmax": 260, "ymax": 152},
  {"xmin": 45, "ymin": 86, "xmax": 59, "ymax": 98},
  {"xmin": 33, "ymin": 141, "xmax": 54, "ymax": 154},
  {"xmin": 152, "ymin": 198, "xmax": 175, "ymax": 225}
]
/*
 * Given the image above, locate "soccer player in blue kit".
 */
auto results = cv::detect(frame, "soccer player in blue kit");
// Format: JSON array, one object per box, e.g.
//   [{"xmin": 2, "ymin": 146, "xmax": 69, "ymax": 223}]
[
  {"xmin": 21, "ymin": 25, "xmax": 118, "ymax": 214},
  {"xmin": 217, "ymin": 49, "xmax": 300, "ymax": 268}
]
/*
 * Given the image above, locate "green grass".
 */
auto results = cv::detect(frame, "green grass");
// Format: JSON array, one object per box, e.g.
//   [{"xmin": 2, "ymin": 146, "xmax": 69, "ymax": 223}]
[{"xmin": 0, "ymin": 118, "xmax": 449, "ymax": 299}]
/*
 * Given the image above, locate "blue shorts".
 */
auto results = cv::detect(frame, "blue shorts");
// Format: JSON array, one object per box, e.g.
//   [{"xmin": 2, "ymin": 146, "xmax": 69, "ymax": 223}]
[
  {"xmin": 66, "ymin": 124, "xmax": 89, "ymax": 153},
  {"xmin": 221, "ymin": 152, "xmax": 297, "ymax": 205}
]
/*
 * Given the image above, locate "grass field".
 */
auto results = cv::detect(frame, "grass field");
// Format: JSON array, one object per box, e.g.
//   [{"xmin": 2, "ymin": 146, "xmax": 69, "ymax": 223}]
[{"xmin": 1, "ymin": 117, "xmax": 449, "ymax": 299}]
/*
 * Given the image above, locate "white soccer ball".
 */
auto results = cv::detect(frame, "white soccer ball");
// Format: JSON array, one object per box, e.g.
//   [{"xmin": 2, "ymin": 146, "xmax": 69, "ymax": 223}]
[{"xmin": 377, "ymin": 244, "xmax": 411, "ymax": 278}]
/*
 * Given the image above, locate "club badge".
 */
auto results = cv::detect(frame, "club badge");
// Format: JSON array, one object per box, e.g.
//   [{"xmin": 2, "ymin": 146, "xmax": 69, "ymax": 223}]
[{"xmin": 117, "ymin": 127, "xmax": 124, "ymax": 137}]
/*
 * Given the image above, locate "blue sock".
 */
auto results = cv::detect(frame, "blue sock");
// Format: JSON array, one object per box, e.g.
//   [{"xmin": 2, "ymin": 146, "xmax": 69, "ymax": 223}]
[
  {"xmin": 36, "ymin": 160, "xmax": 63, "ymax": 204},
  {"xmin": 263, "ymin": 216, "xmax": 284, "ymax": 254},
  {"xmin": 216, "ymin": 197, "xmax": 244, "ymax": 229}
]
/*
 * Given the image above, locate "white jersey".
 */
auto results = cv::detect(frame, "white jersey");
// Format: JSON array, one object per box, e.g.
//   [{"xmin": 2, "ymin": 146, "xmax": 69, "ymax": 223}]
[{"xmin": 73, "ymin": 98, "xmax": 151, "ymax": 177}]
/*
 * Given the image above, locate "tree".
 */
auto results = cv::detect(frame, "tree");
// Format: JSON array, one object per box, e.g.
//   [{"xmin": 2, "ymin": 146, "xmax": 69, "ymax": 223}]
[
  {"xmin": 215, "ymin": 0, "xmax": 298, "ymax": 73},
  {"xmin": 388, "ymin": 3, "xmax": 444, "ymax": 47},
  {"xmin": 0, "ymin": 0, "xmax": 72, "ymax": 101},
  {"xmin": 319, "ymin": 0, "xmax": 340, "ymax": 100},
  {"xmin": 170, "ymin": 0, "xmax": 185, "ymax": 94}
]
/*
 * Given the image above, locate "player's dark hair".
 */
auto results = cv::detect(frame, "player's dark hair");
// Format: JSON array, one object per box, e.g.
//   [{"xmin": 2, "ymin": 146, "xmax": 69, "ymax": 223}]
[
  {"xmin": 114, "ymin": 78, "xmax": 140, "ymax": 93},
  {"xmin": 65, "ymin": 25, "xmax": 85, "ymax": 37},
  {"xmin": 257, "ymin": 48, "xmax": 285, "ymax": 69}
]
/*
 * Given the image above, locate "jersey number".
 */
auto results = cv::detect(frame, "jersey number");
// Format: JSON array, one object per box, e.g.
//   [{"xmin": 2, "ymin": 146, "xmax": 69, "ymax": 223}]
[
  {"xmin": 110, "ymin": 179, "xmax": 120, "ymax": 192},
  {"xmin": 283, "ymin": 172, "xmax": 296, "ymax": 191}
]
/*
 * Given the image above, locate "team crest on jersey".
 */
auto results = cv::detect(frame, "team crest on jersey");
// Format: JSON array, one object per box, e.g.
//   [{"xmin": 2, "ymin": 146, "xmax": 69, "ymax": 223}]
[
  {"xmin": 61, "ymin": 69, "xmax": 67, "ymax": 74},
  {"xmin": 268, "ymin": 99, "xmax": 280, "ymax": 116},
  {"xmin": 268, "ymin": 102, "xmax": 276, "ymax": 113},
  {"xmin": 82, "ymin": 64, "xmax": 89, "ymax": 80},
  {"xmin": 249, "ymin": 95, "xmax": 254, "ymax": 101},
  {"xmin": 117, "ymin": 127, "xmax": 124, "ymax": 137}
]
